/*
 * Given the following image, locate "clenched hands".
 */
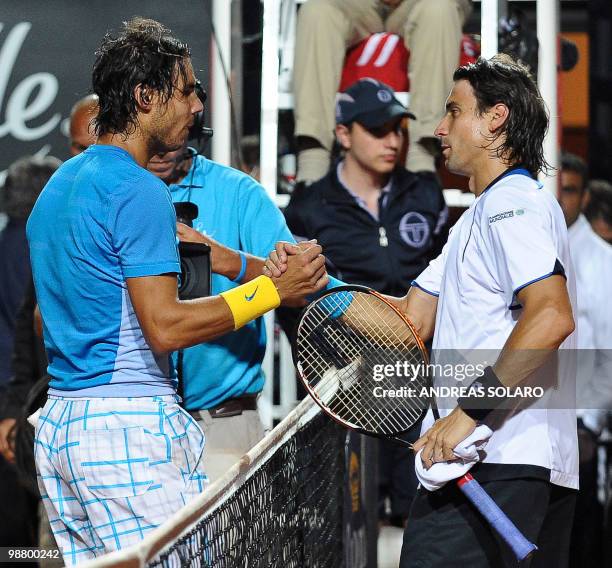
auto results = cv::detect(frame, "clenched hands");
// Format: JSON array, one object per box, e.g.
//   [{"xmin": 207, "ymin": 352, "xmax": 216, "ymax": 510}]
[{"xmin": 265, "ymin": 240, "xmax": 328, "ymax": 305}]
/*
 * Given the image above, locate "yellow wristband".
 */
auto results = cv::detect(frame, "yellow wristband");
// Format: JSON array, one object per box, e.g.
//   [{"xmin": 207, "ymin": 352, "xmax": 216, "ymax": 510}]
[{"xmin": 220, "ymin": 275, "xmax": 281, "ymax": 330}]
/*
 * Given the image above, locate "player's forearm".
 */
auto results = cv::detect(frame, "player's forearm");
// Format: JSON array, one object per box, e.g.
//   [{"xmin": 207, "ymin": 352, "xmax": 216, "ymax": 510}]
[
  {"xmin": 148, "ymin": 296, "xmax": 236, "ymax": 352},
  {"xmin": 493, "ymin": 302, "xmax": 575, "ymax": 388},
  {"xmin": 400, "ymin": 287, "xmax": 438, "ymax": 342},
  {"xmin": 130, "ymin": 248, "xmax": 327, "ymax": 353},
  {"xmin": 127, "ymin": 274, "xmax": 265, "ymax": 353}
]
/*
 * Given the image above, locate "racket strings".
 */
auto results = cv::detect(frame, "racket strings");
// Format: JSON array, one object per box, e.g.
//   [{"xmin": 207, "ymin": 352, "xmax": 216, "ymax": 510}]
[
  {"xmin": 322, "ymin": 321, "xmax": 421, "ymax": 430},
  {"xmin": 300, "ymin": 331, "xmax": 418, "ymax": 435},
  {"xmin": 297, "ymin": 291, "xmax": 429, "ymax": 435},
  {"xmin": 299, "ymin": 333, "xmax": 386, "ymax": 431},
  {"xmin": 299, "ymin": 299, "xmax": 394, "ymax": 430}
]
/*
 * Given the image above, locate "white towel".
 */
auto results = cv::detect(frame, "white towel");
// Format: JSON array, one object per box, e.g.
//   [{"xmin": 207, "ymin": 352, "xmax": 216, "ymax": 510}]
[{"xmin": 415, "ymin": 424, "xmax": 493, "ymax": 491}]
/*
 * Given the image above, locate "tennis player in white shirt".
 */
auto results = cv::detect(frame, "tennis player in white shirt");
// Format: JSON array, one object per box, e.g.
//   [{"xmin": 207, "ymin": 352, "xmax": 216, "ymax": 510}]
[{"xmin": 399, "ymin": 54, "xmax": 579, "ymax": 567}]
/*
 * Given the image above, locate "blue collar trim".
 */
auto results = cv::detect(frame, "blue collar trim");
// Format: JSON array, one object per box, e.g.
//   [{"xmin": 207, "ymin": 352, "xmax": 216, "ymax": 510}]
[{"xmin": 482, "ymin": 167, "xmax": 534, "ymax": 195}]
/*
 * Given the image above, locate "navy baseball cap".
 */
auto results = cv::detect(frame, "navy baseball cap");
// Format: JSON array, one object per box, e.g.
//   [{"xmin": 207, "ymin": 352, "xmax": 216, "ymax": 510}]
[{"xmin": 335, "ymin": 78, "xmax": 416, "ymax": 128}]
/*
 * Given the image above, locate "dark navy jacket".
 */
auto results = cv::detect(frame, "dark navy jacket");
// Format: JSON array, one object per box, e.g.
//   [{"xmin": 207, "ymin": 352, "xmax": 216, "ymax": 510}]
[
  {"xmin": 284, "ymin": 165, "xmax": 448, "ymax": 297},
  {"xmin": 0, "ymin": 219, "xmax": 31, "ymax": 385}
]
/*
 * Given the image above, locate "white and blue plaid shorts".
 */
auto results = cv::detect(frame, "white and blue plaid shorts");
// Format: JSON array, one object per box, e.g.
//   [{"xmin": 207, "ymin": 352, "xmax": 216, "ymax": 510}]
[{"xmin": 35, "ymin": 395, "xmax": 207, "ymax": 565}]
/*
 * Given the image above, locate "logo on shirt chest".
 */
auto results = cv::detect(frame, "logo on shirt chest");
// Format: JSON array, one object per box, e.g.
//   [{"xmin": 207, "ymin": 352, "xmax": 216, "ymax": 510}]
[
  {"xmin": 399, "ymin": 212, "xmax": 430, "ymax": 248},
  {"xmin": 488, "ymin": 209, "xmax": 525, "ymax": 225}
]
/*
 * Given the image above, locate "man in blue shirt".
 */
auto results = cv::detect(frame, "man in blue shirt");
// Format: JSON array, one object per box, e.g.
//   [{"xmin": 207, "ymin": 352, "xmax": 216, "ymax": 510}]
[
  {"xmin": 27, "ymin": 18, "xmax": 328, "ymax": 564},
  {"xmin": 148, "ymin": 144, "xmax": 342, "ymax": 481}
]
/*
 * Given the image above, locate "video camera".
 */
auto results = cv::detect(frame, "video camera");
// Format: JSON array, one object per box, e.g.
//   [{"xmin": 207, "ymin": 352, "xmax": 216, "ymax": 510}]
[{"xmin": 174, "ymin": 201, "xmax": 211, "ymax": 299}]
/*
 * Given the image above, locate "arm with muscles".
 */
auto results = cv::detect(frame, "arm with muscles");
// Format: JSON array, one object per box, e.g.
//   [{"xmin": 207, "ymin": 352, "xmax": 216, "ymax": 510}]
[
  {"xmin": 414, "ymin": 275, "xmax": 575, "ymax": 469},
  {"xmin": 489, "ymin": 275, "xmax": 575, "ymax": 387},
  {"xmin": 127, "ymin": 244, "xmax": 328, "ymax": 354}
]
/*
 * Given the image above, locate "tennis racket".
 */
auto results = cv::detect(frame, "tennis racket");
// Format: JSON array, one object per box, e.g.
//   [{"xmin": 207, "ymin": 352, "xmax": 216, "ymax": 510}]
[{"xmin": 293, "ymin": 285, "xmax": 537, "ymax": 563}]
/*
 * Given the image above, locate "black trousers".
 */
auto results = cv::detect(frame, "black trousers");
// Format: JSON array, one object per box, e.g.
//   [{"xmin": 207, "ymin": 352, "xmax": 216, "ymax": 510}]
[
  {"xmin": 401, "ymin": 477, "xmax": 577, "ymax": 568},
  {"xmin": 569, "ymin": 425, "xmax": 603, "ymax": 567},
  {"xmin": 0, "ymin": 455, "xmax": 38, "ymax": 548}
]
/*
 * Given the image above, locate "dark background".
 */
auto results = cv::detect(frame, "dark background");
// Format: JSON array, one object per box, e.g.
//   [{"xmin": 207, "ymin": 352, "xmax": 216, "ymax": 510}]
[
  {"xmin": 0, "ymin": 1, "xmax": 212, "ymax": 180},
  {"xmin": 1, "ymin": 2, "xmax": 607, "ymax": 183}
]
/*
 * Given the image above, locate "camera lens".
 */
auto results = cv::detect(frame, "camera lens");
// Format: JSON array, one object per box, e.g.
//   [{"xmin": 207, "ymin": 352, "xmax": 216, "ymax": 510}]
[{"xmin": 179, "ymin": 256, "xmax": 198, "ymax": 297}]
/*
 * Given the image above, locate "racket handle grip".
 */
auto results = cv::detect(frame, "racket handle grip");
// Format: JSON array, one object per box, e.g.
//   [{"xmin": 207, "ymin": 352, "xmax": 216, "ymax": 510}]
[{"xmin": 456, "ymin": 474, "xmax": 537, "ymax": 562}]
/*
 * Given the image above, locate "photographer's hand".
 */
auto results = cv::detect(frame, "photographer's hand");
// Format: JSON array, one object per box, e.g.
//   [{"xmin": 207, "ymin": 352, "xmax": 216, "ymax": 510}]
[{"xmin": 176, "ymin": 222, "xmax": 265, "ymax": 283}]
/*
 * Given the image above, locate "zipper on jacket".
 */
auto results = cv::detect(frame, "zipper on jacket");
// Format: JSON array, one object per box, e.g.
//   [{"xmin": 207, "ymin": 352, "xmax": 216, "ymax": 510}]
[{"xmin": 379, "ymin": 226, "xmax": 388, "ymax": 247}]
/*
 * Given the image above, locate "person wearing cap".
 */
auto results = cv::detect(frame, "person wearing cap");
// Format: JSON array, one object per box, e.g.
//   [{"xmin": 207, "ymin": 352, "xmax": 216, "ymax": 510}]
[
  {"xmin": 284, "ymin": 78, "xmax": 448, "ymax": 526},
  {"xmin": 294, "ymin": 0, "xmax": 473, "ymax": 184}
]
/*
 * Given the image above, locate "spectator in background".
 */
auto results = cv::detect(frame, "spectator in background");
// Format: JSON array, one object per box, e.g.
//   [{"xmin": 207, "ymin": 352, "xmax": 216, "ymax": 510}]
[
  {"xmin": 559, "ymin": 152, "xmax": 612, "ymax": 567},
  {"xmin": 294, "ymin": 0, "xmax": 472, "ymax": 184},
  {"xmin": 0, "ymin": 157, "xmax": 61, "ymax": 389},
  {"xmin": 584, "ymin": 179, "xmax": 612, "ymax": 244},
  {"xmin": 284, "ymin": 79, "xmax": 448, "ymax": 526},
  {"xmin": 0, "ymin": 155, "xmax": 60, "ymax": 554},
  {"xmin": 68, "ymin": 94, "xmax": 99, "ymax": 156}
]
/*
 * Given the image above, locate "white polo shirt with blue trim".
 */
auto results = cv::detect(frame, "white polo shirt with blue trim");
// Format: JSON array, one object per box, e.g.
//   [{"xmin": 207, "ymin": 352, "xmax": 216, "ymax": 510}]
[{"xmin": 414, "ymin": 169, "xmax": 579, "ymax": 489}]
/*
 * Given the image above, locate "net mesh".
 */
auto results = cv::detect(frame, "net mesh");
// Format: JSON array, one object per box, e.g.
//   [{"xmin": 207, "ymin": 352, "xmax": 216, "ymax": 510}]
[{"xmin": 146, "ymin": 409, "xmax": 345, "ymax": 568}]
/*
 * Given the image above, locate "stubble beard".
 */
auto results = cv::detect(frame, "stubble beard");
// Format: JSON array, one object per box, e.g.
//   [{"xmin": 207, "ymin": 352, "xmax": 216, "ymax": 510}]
[{"xmin": 148, "ymin": 125, "xmax": 185, "ymax": 157}]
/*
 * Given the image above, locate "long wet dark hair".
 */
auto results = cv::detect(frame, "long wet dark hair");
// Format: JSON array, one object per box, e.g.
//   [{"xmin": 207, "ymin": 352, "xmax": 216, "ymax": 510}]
[
  {"xmin": 92, "ymin": 17, "xmax": 191, "ymax": 137},
  {"xmin": 454, "ymin": 54, "xmax": 550, "ymax": 177}
]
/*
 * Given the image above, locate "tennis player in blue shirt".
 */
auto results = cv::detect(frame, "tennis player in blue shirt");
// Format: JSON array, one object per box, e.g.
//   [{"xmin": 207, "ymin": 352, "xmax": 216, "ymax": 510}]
[{"xmin": 27, "ymin": 18, "xmax": 328, "ymax": 564}]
